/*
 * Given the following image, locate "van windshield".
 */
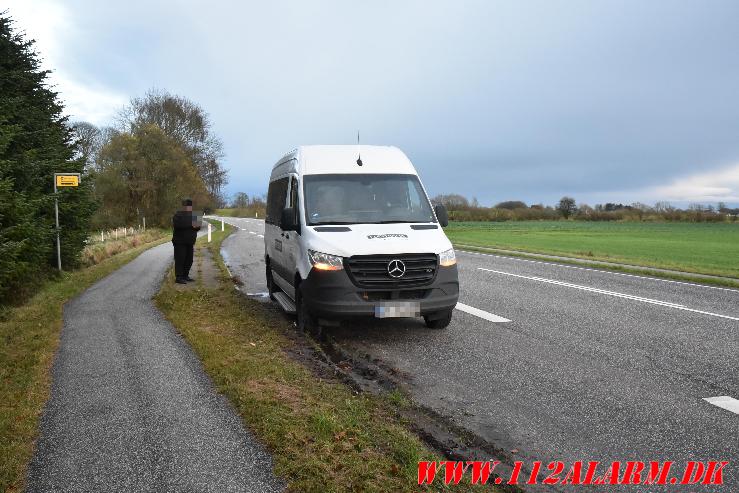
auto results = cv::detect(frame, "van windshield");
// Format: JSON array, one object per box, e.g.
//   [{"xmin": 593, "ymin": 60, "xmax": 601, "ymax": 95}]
[{"xmin": 304, "ymin": 174, "xmax": 436, "ymax": 225}]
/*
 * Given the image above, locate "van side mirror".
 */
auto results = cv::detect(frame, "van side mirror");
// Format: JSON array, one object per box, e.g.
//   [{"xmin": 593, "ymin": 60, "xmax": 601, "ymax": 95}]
[
  {"xmin": 435, "ymin": 204, "xmax": 449, "ymax": 227},
  {"xmin": 280, "ymin": 207, "xmax": 297, "ymax": 231}
]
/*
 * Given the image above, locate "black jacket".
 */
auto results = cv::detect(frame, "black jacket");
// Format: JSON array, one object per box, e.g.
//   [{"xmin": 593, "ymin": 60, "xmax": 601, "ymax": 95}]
[{"xmin": 172, "ymin": 211, "xmax": 200, "ymax": 245}]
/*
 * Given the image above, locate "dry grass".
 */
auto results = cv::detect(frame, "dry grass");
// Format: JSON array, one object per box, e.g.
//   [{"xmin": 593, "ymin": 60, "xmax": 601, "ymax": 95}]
[{"xmin": 80, "ymin": 229, "xmax": 168, "ymax": 267}]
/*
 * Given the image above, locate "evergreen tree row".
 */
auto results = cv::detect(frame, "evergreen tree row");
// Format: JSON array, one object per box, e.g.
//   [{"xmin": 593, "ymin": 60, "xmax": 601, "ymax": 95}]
[{"xmin": 0, "ymin": 14, "xmax": 94, "ymax": 305}]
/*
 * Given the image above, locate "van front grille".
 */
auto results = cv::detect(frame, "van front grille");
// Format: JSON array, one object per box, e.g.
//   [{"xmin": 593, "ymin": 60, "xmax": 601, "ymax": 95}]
[{"xmin": 345, "ymin": 253, "xmax": 438, "ymax": 288}]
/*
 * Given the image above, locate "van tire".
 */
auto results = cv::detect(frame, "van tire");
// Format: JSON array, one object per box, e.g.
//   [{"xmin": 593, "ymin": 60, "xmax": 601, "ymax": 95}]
[
  {"xmin": 424, "ymin": 310, "xmax": 453, "ymax": 329},
  {"xmin": 265, "ymin": 263, "xmax": 277, "ymax": 301},
  {"xmin": 296, "ymin": 283, "xmax": 320, "ymax": 336}
]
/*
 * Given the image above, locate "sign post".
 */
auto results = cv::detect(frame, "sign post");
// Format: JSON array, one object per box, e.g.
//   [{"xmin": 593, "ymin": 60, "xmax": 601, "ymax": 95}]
[{"xmin": 53, "ymin": 173, "xmax": 81, "ymax": 271}]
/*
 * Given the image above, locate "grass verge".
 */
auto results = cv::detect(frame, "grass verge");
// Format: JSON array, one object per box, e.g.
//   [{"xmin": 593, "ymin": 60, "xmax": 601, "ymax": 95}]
[
  {"xmin": 155, "ymin": 225, "xmax": 489, "ymax": 492},
  {"xmin": 0, "ymin": 233, "xmax": 170, "ymax": 492}
]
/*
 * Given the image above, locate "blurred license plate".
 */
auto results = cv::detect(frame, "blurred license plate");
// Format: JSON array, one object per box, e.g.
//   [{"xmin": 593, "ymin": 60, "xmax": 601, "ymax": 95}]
[{"xmin": 374, "ymin": 301, "xmax": 420, "ymax": 318}]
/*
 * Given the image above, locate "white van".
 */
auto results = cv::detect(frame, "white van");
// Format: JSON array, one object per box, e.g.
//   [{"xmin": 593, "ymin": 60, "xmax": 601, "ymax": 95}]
[{"xmin": 264, "ymin": 145, "xmax": 459, "ymax": 331}]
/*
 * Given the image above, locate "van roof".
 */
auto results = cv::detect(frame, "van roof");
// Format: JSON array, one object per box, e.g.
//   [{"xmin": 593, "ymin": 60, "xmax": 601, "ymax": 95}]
[{"xmin": 273, "ymin": 145, "xmax": 417, "ymax": 176}]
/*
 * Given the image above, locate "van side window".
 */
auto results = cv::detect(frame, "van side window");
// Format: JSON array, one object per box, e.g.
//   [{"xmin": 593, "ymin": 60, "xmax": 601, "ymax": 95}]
[
  {"xmin": 289, "ymin": 176, "xmax": 299, "ymax": 207},
  {"xmin": 266, "ymin": 177, "xmax": 289, "ymax": 224},
  {"xmin": 290, "ymin": 176, "xmax": 301, "ymax": 231}
]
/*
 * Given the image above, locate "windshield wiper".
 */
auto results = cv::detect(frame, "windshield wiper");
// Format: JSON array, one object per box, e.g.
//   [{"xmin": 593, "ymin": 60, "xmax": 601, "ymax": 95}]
[
  {"xmin": 311, "ymin": 220, "xmax": 433, "ymax": 225},
  {"xmin": 310, "ymin": 221, "xmax": 358, "ymax": 226},
  {"xmin": 373, "ymin": 220, "xmax": 431, "ymax": 224}
]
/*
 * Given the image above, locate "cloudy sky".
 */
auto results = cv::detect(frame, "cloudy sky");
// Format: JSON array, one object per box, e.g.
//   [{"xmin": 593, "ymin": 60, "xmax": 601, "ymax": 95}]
[{"xmin": 5, "ymin": 0, "xmax": 739, "ymax": 207}]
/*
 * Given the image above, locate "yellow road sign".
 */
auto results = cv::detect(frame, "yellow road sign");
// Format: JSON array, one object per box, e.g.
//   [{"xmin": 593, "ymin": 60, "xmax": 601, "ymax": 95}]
[{"xmin": 56, "ymin": 175, "xmax": 79, "ymax": 187}]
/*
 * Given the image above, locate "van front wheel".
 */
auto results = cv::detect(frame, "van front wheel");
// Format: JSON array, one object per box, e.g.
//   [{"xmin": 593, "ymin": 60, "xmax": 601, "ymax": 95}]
[
  {"xmin": 424, "ymin": 310, "xmax": 453, "ymax": 329},
  {"xmin": 265, "ymin": 264, "xmax": 277, "ymax": 301},
  {"xmin": 296, "ymin": 285, "xmax": 320, "ymax": 336}
]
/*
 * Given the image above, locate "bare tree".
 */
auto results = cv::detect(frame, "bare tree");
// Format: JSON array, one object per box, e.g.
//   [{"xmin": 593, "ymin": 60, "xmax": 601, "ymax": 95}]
[
  {"xmin": 70, "ymin": 121, "xmax": 103, "ymax": 172},
  {"xmin": 231, "ymin": 192, "xmax": 249, "ymax": 209},
  {"xmin": 431, "ymin": 193, "xmax": 469, "ymax": 210},
  {"xmin": 495, "ymin": 200, "xmax": 527, "ymax": 210},
  {"xmin": 117, "ymin": 89, "xmax": 228, "ymax": 204},
  {"xmin": 557, "ymin": 196, "xmax": 577, "ymax": 219}
]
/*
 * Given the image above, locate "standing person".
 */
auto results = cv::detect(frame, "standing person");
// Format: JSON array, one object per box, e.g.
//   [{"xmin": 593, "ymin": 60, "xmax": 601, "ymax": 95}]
[{"xmin": 172, "ymin": 198, "xmax": 201, "ymax": 284}]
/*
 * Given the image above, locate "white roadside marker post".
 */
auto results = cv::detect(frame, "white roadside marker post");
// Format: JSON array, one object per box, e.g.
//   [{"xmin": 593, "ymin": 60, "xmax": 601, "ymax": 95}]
[
  {"xmin": 208, "ymin": 222, "xmax": 212, "ymax": 242},
  {"xmin": 101, "ymin": 231, "xmax": 104, "ymax": 242},
  {"xmin": 221, "ymin": 219, "xmax": 224, "ymax": 231}
]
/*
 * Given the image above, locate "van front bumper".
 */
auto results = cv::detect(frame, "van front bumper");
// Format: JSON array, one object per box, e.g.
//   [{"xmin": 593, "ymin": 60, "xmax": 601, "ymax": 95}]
[{"xmin": 300, "ymin": 265, "xmax": 459, "ymax": 320}]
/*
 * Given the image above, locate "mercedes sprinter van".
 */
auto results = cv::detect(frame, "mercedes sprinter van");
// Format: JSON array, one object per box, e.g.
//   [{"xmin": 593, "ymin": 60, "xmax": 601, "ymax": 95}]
[{"xmin": 264, "ymin": 145, "xmax": 459, "ymax": 331}]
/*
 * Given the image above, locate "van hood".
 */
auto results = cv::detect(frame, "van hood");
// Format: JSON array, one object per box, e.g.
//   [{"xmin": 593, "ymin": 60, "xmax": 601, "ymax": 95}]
[{"xmin": 305, "ymin": 223, "xmax": 452, "ymax": 257}]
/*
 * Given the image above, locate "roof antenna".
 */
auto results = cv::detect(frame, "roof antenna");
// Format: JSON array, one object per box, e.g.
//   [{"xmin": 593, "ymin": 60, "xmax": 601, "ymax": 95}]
[{"xmin": 356, "ymin": 130, "xmax": 363, "ymax": 166}]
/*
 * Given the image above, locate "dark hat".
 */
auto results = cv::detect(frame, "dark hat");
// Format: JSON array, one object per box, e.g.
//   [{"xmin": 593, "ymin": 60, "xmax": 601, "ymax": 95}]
[{"xmin": 182, "ymin": 198, "xmax": 193, "ymax": 206}]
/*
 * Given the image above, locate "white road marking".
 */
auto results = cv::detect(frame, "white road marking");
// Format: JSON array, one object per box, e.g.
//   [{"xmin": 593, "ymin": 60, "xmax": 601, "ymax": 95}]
[
  {"xmin": 223, "ymin": 263, "xmax": 240, "ymax": 291},
  {"xmin": 455, "ymin": 302, "xmax": 510, "ymax": 323},
  {"xmin": 257, "ymin": 234, "xmax": 264, "ymax": 238},
  {"xmin": 703, "ymin": 396, "xmax": 739, "ymax": 415},
  {"xmin": 478, "ymin": 268, "xmax": 739, "ymax": 321},
  {"xmin": 460, "ymin": 250, "xmax": 739, "ymax": 293},
  {"xmin": 249, "ymin": 231, "xmax": 256, "ymax": 234}
]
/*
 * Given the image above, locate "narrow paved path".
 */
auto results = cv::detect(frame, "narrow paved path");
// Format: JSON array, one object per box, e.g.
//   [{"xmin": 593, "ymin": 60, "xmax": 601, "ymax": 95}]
[{"xmin": 27, "ymin": 241, "xmax": 284, "ymax": 492}]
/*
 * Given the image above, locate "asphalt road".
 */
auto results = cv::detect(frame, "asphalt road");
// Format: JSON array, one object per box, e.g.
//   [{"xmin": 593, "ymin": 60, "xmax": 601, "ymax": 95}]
[
  {"xmin": 27, "ymin": 240, "xmax": 284, "ymax": 493},
  {"xmin": 216, "ymin": 215, "xmax": 738, "ymax": 491}
]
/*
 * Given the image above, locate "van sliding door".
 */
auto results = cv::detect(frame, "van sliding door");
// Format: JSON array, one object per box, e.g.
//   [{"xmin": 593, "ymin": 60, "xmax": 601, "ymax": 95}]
[
  {"xmin": 281, "ymin": 175, "xmax": 300, "ymax": 287},
  {"xmin": 266, "ymin": 176, "xmax": 290, "ymax": 290}
]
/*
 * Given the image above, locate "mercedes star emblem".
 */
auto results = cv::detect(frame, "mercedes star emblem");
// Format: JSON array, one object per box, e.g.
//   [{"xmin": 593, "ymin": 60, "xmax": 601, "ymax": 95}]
[{"xmin": 387, "ymin": 259, "xmax": 406, "ymax": 278}]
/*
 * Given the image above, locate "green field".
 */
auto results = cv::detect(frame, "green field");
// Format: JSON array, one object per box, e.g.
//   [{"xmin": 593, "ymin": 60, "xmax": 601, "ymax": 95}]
[
  {"xmin": 445, "ymin": 221, "xmax": 739, "ymax": 278},
  {"xmin": 214, "ymin": 207, "xmax": 265, "ymax": 218}
]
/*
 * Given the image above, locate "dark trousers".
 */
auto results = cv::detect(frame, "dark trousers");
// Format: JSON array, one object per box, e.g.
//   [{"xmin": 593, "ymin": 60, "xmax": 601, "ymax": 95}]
[{"xmin": 173, "ymin": 242, "xmax": 194, "ymax": 279}]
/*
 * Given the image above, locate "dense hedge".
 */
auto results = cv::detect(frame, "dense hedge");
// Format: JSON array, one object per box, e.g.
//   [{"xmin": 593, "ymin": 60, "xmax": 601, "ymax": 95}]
[{"xmin": 0, "ymin": 14, "xmax": 94, "ymax": 305}]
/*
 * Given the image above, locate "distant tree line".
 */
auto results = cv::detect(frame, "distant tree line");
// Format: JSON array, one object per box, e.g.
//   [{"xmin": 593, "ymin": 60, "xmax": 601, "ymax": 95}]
[
  {"xmin": 223, "ymin": 192, "xmax": 267, "ymax": 218},
  {"xmin": 430, "ymin": 194, "xmax": 738, "ymax": 222},
  {"xmin": 222, "ymin": 189, "xmax": 738, "ymax": 223}
]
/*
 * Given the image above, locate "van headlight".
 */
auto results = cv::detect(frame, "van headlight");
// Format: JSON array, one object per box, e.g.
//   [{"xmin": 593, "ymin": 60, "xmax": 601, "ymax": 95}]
[
  {"xmin": 308, "ymin": 250, "xmax": 344, "ymax": 271},
  {"xmin": 439, "ymin": 248, "xmax": 456, "ymax": 267}
]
